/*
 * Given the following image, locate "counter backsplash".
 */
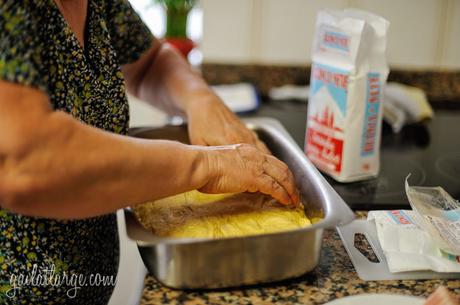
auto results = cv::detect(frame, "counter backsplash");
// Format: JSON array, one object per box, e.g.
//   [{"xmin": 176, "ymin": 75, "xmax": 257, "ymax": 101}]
[{"xmin": 201, "ymin": 63, "xmax": 460, "ymax": 109}]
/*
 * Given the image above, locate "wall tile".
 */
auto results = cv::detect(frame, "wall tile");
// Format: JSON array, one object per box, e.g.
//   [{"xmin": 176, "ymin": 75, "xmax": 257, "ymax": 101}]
[
  {"xmin": 201, "ymin": 0, "xmax": 254, "ymax": 63},
  {"xmin": 441, "ymin": 0, "xmax": 460, "ymax": 69}
]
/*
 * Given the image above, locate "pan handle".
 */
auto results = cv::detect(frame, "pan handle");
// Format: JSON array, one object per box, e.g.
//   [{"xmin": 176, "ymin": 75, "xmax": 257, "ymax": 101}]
[{"xmin": 323, "ymin": 184, "xmax": 355, "ymax": 227}]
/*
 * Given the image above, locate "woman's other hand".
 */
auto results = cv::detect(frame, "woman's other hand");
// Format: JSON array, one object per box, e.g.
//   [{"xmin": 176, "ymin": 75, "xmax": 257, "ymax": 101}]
[
  {"xmin": 124, "ymin": 43, "xmax": 269, "ymax": 152},
  {"xmin": 186, "ymin": 94, "xmax": 271, "ymax": 154},
  {"xmin": 197, "ymin": 144, "xmax": 300, "ymax": 206}
]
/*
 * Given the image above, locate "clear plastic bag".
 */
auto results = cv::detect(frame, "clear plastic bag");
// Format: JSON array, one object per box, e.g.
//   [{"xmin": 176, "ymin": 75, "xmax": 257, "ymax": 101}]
[{"xmin": 405, "ymin": 176, "xmax": 460, "ymax": 256}]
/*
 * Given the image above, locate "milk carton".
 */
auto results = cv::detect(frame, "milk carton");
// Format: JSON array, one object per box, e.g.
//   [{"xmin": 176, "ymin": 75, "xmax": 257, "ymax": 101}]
[{"xmin": 305, "ymin": 9, "xmax": 389, "ymax": 182}]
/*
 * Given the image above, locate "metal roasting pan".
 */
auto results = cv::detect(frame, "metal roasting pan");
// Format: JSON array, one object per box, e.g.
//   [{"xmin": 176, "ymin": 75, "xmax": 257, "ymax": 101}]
[{"xmin": 124, "ymin": 117, "xmax": 355, "ymax": 289}]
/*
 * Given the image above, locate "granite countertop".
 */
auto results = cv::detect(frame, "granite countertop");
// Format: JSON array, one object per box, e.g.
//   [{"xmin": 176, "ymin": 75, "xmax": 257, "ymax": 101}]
[{"xmin": 139, "ymin": 220, "xmax": 460, "ymax": 305}]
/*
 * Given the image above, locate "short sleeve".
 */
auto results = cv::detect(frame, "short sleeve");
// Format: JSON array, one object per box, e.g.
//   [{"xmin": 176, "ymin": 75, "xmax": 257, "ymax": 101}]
[
  {"xmin": 0, "ymin": 2, "xmax": 47, "ymax": 92},
  {"xmin": 106, "ymin": 0, "xmax": 154, "ymax": 65}
]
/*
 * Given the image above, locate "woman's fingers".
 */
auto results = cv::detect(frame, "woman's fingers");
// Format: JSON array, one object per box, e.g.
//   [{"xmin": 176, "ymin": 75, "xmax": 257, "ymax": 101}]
[
  {"xmin": 238, "ymin": 144, "xmax": 299, "ymax": 205},
  {"xmin": 255, "ymin": 174, "xmax": 292, "ymax": 205},
  {"xmin": 262, "ymin": 155, "xmax": 300, "ymax": 205},
  {"xmin": 199, "ymin": 143, "xmax": 300, "ymax": 206}
]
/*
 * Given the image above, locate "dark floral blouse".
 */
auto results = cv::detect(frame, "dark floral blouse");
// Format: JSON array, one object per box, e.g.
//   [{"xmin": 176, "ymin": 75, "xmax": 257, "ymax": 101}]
[{"xmin": 0, "ymin": 0, "xmax": 152, "ymax": 304}]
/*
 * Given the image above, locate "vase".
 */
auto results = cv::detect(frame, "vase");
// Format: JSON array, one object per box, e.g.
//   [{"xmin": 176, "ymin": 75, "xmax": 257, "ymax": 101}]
[{"xmin": 164, "ymin": 5, "xmax": 195, "ymax": 58}]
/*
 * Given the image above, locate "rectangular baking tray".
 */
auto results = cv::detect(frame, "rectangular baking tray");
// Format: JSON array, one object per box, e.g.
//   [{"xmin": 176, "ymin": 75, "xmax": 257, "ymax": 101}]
[{"xmin": 124, "ymin": 117, "xmax": 354, "ymax": 289}]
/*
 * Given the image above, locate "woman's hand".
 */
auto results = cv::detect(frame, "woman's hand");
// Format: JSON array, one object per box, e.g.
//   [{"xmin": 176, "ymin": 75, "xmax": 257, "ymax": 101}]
[
  {"xmin": 186, "ymin": 95, "xmax": 270, "ymax": 153},
  {"xmin": 124, "ymin": 43, "xmax": 268, "ymax": 151},
  {"xmin": 197, "ymin": 144, "xmax": 300, "ymax": 206}
]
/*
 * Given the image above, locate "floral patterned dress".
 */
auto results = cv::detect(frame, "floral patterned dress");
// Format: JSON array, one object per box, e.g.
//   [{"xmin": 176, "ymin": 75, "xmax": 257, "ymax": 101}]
[{"xmin": 0, "ymin": 0, "xmax": 152, "ymax": 304}]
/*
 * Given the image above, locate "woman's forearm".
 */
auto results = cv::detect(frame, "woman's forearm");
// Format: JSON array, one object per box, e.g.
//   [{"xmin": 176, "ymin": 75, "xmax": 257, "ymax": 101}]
[
  {"xmin": 0, "ymin": 88, "xmax": 207, "ymax": 218},
  {"xmin": 123, "ymin": 41, "xmax": 214, "ymax": 116},
  {"xmin": 122, "ymin": 41, "xmax": 273, "ymax": 154},
  {"xmin": 1, "ymin": 82, "xmax": 300, "ymax": 219}
]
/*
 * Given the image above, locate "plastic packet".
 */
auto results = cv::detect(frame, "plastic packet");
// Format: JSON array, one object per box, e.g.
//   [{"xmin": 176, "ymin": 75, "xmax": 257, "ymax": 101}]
[
  {"xmin": 405, "ymin": 177, "xmax": 460, "ymax": 256},
  {"xmin": 368, "ymin": 210, "xmax": 460, "ymax": 273}
]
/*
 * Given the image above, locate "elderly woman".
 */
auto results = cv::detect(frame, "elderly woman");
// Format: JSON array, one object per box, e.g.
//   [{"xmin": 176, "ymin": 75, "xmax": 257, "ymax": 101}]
[{"xmin": 0, "ymin": 0, "xmax": 299, "ymax": 303}]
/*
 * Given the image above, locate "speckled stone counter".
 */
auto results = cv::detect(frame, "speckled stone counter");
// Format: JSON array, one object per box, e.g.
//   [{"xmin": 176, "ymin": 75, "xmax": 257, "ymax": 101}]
[{"xmin": 139, "ymin": 225, "xmax": 460, "ymax": 305}]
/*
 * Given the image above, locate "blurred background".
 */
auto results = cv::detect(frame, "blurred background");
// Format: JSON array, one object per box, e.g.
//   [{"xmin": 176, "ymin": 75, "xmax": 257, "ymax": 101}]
[
  {"xmin": 127, "ymin": 0, "xmax": 460, "ymax": 126},
  {"xmin": 131, "ymin": 0, "xmax": 460, "ymax": 69}
]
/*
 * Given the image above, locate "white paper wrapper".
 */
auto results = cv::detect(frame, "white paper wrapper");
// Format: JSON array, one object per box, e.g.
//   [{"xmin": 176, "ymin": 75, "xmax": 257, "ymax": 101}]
[{"xmin": 368, "ymin": 210, "xmax": 460, "ymax": 273}]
